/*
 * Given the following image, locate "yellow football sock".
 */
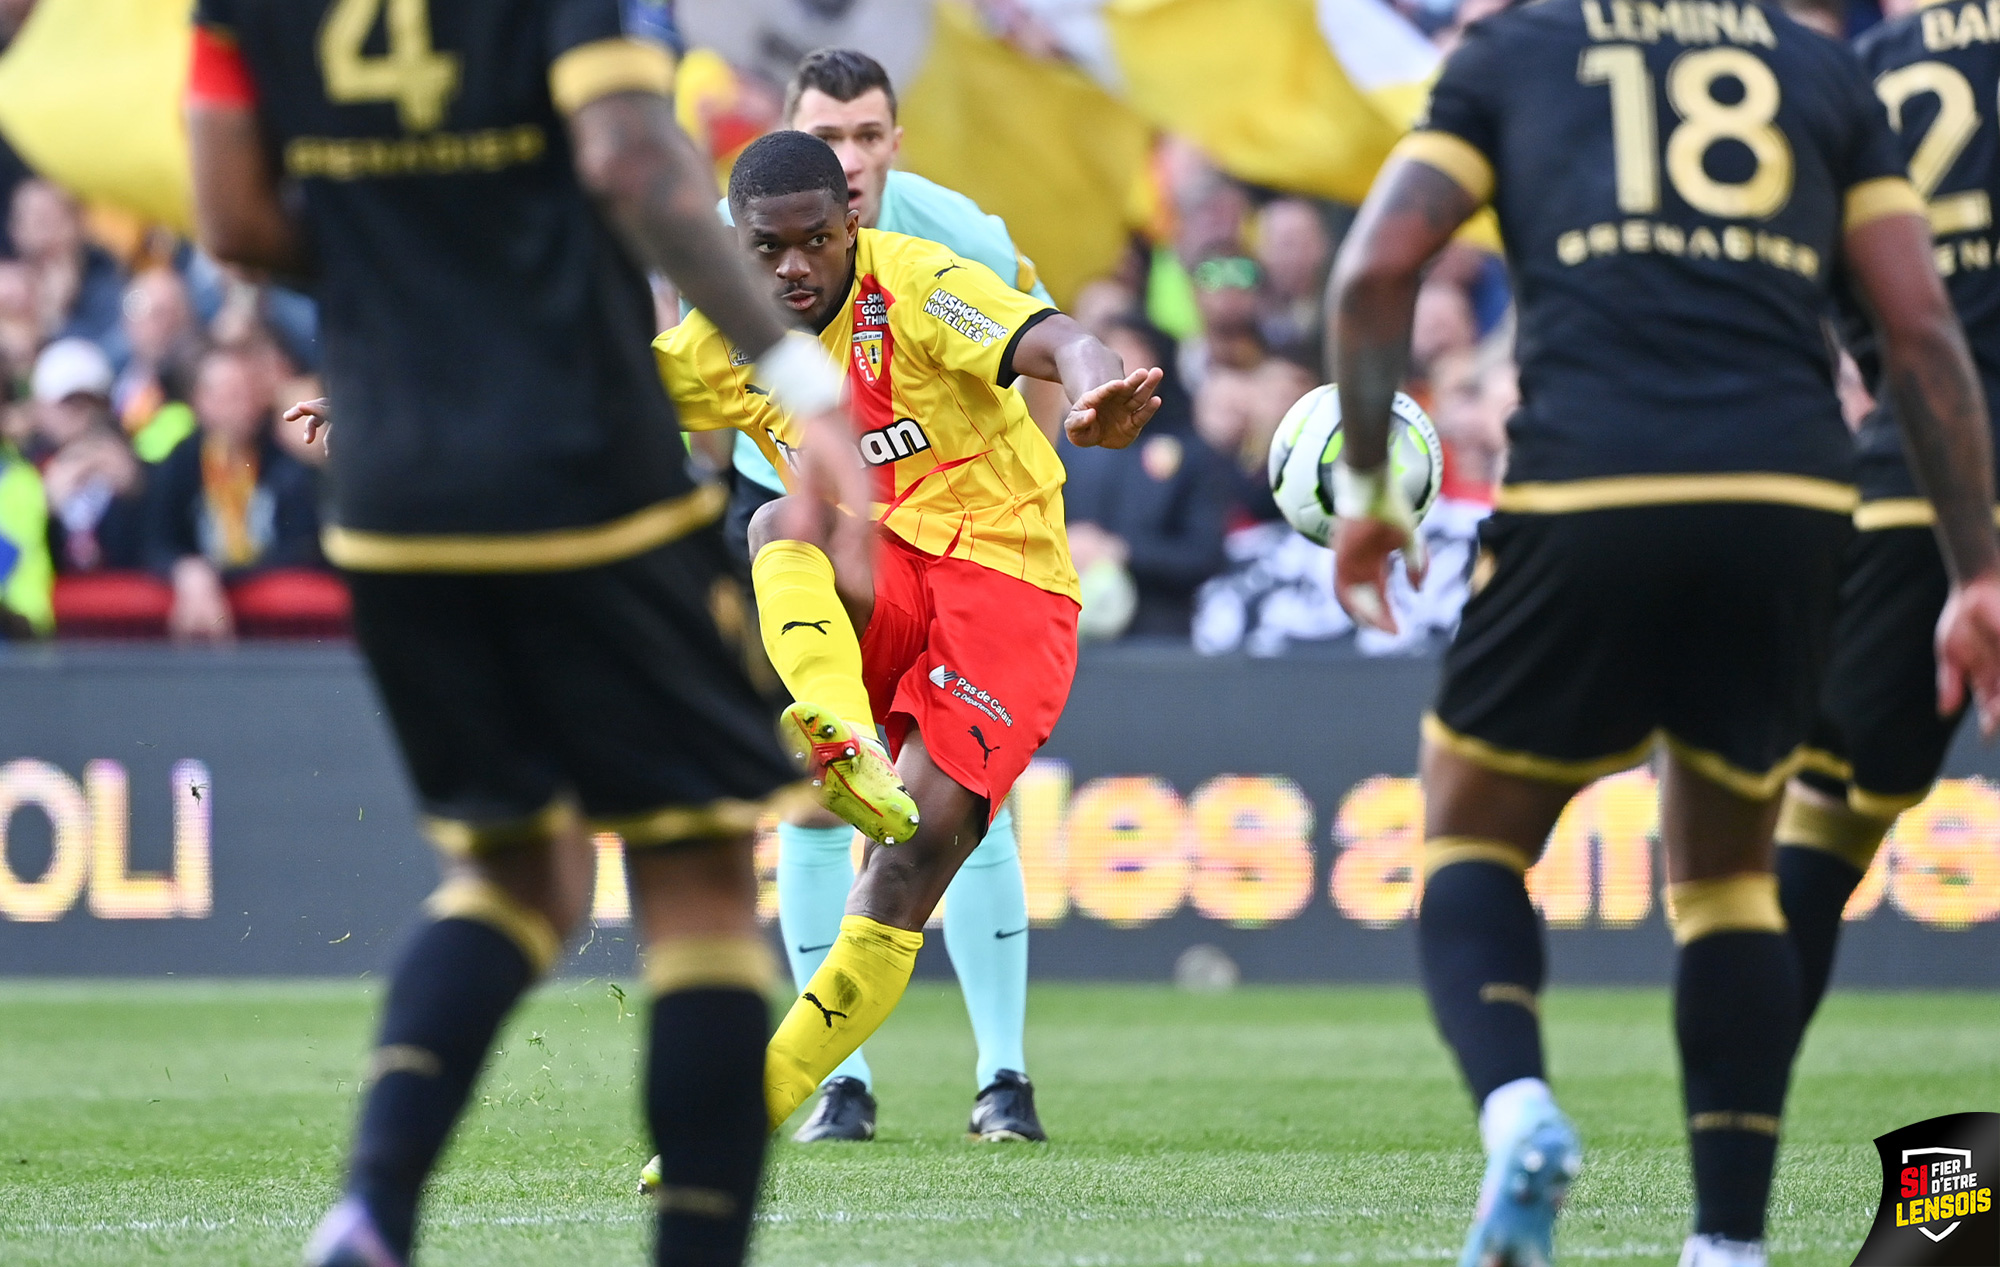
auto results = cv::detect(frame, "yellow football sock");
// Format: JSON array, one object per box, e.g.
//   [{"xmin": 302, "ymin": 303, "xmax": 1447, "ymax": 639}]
[
  {"xmin": 751, "ymin": 540, "xmax": 874, "ymax": 728},
  {"xmin": 765, "ymin": 915, "xmax": 923, "ymax": 1129}
]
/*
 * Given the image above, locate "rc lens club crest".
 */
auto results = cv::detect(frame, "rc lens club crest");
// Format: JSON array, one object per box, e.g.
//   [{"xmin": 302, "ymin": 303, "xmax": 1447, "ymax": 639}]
[{"xmin": 1854, "ymin": 1113, "xmax": 2000, "ymax": 1265}]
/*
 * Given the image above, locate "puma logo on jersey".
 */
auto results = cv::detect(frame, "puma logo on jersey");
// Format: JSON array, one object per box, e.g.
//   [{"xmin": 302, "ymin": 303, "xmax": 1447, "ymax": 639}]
[
  {"xmin": 934, "ymin": 262, "xmax": 965, "ymax": 278},
  {"xmin": 782, "ymin": 620, "xmax": 831, "ymax": 635},
  {"xmin": 968, "ymin": 725, "xmax": 1000, "ymax": 765},
  {"xmin": 859, "ymin": 417, "xmax": 931, "ymax": 466},
  {"xmin": 803, "ymin": 992, "xmax": 849, "ymax": 1028}
]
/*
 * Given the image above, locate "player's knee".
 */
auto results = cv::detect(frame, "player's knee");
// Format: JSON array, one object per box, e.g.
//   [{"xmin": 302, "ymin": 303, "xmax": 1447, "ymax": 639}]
[
  {"xmin": 745, "ymin": 494, "xmax": 820, "ymax": 556},
  {"xmin": 1665, "ymin": 873, "xmax": 1786, "ymax": 946}
]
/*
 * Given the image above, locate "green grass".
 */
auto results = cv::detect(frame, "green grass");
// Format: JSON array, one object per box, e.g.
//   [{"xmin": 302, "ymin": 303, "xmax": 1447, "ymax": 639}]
[{"xmin": 0, "ymin": 981, "xmax": 1991, "ymax": 1266}]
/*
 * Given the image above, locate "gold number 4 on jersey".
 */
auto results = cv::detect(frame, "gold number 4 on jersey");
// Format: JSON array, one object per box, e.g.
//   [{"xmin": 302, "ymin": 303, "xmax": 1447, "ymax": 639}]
[
  {"xmin": 1877, "ymin": 60, "xmax": 1993, "ymax": 235},
  {"xmin": 1579, "ymin": 44, "xmax": 1795, "ymax": 219},
  {"xmin": 319, "ymin": 0, "xmax": 460, "ymax": 133}
]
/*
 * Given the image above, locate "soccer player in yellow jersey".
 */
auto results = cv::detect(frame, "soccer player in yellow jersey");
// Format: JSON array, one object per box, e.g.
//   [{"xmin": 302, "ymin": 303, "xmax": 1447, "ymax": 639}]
[{"xmin": 656, "ymin": 130, "xmax": 1161, "ymax": 1131}]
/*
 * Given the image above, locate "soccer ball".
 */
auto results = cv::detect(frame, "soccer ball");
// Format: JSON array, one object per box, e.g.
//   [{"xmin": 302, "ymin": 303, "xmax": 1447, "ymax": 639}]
[{"xmin": 1266, "ymin": 384, "xmax": 1443, "ymax": 547}]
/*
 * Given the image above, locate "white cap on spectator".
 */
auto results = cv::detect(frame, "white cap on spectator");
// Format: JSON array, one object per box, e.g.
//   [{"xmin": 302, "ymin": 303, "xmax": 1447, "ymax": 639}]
[{"xmin": 31, "ymin": 337, "xmax": 113, "ymax": 403}]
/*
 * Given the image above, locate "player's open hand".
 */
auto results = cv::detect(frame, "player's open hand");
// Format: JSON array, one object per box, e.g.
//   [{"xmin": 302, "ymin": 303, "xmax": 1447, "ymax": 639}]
[
  {"xmin": 1937, "ymin": 569, "xmax": 2000, "ymax": 736},
  {"xmin": 1065, "ymin": 368, "xmax": 1164, "ymax": 450},
  {"xmin": 284, "ymin": 397, "xmax": 331, "ymax": 447},
  {"xmin": 1331, "ymin": 516, "xmax": 1428, "ymax": 636}
]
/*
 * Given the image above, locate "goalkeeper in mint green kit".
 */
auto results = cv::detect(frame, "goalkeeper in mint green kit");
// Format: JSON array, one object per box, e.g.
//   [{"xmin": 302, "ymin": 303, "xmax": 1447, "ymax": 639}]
[{"xmin": 718, "ymin": 48, "xmax": 1052, "ymax": 1147}]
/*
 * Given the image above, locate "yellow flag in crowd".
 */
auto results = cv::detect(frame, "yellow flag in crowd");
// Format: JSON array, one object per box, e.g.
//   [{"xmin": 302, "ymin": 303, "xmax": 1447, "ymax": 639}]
[
  {"xmin": 1105, "ymin": 0, "xmax": 1410, "ymax": 206},
  {"xmin": 0, "ymin": 0, "xmax": 194, "ymax": 233},
  {"xmin": 898, "ymin": 1, "xmax": 1151, "ymax": 308}
]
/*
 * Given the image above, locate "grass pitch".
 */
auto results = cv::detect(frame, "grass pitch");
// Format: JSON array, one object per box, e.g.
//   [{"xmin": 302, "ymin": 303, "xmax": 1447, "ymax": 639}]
[{"xmin": 0, "ymin": 980, "xmax": 1992, "ymax": 1266}]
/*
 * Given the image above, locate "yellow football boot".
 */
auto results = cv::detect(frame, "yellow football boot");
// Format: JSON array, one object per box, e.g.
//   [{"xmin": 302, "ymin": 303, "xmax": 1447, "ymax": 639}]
[{"xmin": 779, "ymin": 702, "xmax": 921, "ymax": 846}]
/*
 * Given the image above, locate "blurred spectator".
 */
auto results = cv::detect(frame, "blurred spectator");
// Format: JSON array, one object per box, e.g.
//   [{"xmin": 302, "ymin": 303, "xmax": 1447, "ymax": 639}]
[
  {"xmin": 1409, "ymin": 280, "xmax": 1478, "ymax": 398},
  {"xmin": 1196, "ymin": 357, "xmax": 1315, "ymax": 525},
  {"xmin": 1147, "ymin": 142, "xmax": 1249, "ymax": 339},
  {"xmin": 31, "ymin": 337, "xmax": 146, "ymax": 574},
  {"xmin": 145, "ymin": 346, "xmax": 323, "ymax": 642},
  {"xmin": 1071, "ymin": 277, "xmax": 1137, "ymax": 339},
  {"xmin": 1183, "ymin": 250, "xmax": 1266, "ymax": 386},
  {"xmin": 1428, "ymin": 335, "xmax": 1515, "ymax": 499},
  {"xmin": 10, "ymin": 179, "xmax": 125, "ymax": 353},
  {"xmin": 112, "ymin": 267, "xmax": 202, "ymax": 461},
  {"xmin": 0, "ymin": 433, "xmax": 52, "ymax": 636},
  {"xmin": 1062, "ymin": 316, "xmax": 1235, "ymax": 640},
  {"xmin": 0, "ymin": 258, "xmax": 39, "ymax": 383},
  {"xmin": 1254, "ymin": 199, "xmax": 1330, "ymax": 372}
]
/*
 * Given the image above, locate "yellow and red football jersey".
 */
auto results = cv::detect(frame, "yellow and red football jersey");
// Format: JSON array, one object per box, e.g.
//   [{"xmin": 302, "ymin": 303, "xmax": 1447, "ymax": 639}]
[{"xmin": 657, "ymin": 228, "xmax": 1079, "ymax": 601}]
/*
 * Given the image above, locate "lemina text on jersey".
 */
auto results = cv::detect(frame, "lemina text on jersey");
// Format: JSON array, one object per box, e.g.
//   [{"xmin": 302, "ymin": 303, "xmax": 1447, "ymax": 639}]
[{"xmin": 1582, "ymin": 0, "xmax": 1777, "ymax": 47}]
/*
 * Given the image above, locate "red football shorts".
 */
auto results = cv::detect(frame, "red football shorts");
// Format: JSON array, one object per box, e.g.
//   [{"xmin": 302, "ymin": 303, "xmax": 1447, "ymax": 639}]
[{"xmin": 860, "ymin": 533, "xmax": 1079, "ymax": 819}]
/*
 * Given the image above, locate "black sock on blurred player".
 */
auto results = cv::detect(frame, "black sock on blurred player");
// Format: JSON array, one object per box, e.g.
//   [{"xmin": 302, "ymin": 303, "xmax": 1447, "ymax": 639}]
[
  {"xmin": 1676, "ymin": 930, "xmax": 1800, "ymax": 1243},
  {"xmin": 1418, "ymin": 858, "xmax": 1547, "ymax": 1105},
  {"xmin": 1775, "ymin": 845, "xmax": 1863, "ymax": 1027},
  {"xmin": 350, "ymin": 917, "xmax": 534, "ymax": 1259},
  {"xmin": 647, "ymin": 985, "xmax": 770, "ymax": 1267}
]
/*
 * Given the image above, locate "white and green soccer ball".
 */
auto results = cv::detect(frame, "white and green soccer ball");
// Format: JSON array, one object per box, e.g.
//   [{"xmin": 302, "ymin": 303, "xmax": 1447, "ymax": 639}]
[{"xmin": 1266, "ymin": 383, "xmax": 1443, "ymax": 547}]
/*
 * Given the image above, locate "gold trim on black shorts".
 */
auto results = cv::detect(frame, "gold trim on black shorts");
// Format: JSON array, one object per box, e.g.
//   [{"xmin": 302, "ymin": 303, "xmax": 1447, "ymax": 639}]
[
  {"xmin": 424, "ymin": 800, "xmax": 579, "ymax": 858},
  {"xmin": 324, "ymin": 484, "xmax": 726, "ymax": 573},
  {"xmin": 1422, "ymin": 713, "xmax": 1654, "ymax": 785},
  {"xmin": 1657, "ymin": 733, "xmax": 1811, "ymax": 801},
  {"xmin": 1426, "ymin": 715, "xmax": 1812, "ymax": 801},
  {"xmin": 593, "ymin": 784, "xmax": 813, "ymax": 849},
  {"xmin": 1493, "ymin": 473, "xmax": 1857, "ymax": 516}
]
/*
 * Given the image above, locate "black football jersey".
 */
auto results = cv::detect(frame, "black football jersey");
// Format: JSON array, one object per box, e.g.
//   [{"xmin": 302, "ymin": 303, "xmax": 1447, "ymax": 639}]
[
  {"xmin": 1409, "ymin": 0, "xmax": 1915, "ymax": 508},
  {"xmin": 195, "ymin": 0, "xmax": 698, "ymax": 558},
  {"xmin": 1850, "ymin": 1, "xmax": 2000, "ymax": 503}
]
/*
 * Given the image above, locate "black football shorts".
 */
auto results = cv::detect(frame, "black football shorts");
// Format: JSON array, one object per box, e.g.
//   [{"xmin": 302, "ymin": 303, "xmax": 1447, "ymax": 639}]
[
  {"xmin": 346, "ymin": 521, "xmax": 795, "ymax": 854},
  {"xmin": 723, "ymin": 472, "xmax": 784, "ymax": 575},
  {"xmin": 1798, "ymin": 523, "xmax": 1961, "ymax": 814},
  {"xmin": 1430, "ymin": 502, "xmax": 1853, "ymax": 797}
]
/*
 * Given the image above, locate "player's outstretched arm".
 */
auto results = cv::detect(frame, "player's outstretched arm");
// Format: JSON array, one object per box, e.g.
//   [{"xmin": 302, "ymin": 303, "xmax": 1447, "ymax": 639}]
[
  {"xmin": 567, "ymin": 92, "xmax": 791, "ymax": 361},
  {"xmin": 1847, "ymin": 210, "xmax": 2000, "ymax": 731},
  {"xmin": 1324, "ymin": 158, "xmax": 1478, "ymax": 631},
  {"xmin": 568, "ymin": 94, "xmax": 870, "ymax": 570},
  {"xmin": 187, "ymin": 103, "xmax": 309, "ymax": 279},
  {"xmin": 1008, "ymin": 314, "xmax": 1163, "ymax": 449}
]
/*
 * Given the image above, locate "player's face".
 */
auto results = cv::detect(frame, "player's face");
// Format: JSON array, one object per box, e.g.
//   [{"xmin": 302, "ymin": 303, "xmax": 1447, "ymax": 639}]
[
  {"xmin": 788, "ymin": 88, "xmax": 900, "ymax": 229},
  {"xmin": 741, "ymin": 191, "xmax": 862, "ymax": 329}
]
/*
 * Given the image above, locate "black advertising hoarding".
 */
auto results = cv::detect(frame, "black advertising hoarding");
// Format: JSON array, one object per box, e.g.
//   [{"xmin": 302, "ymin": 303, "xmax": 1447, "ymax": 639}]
[{"xmin": 1, "ymin": 643, "xmax": 1997, "ymax": 983}]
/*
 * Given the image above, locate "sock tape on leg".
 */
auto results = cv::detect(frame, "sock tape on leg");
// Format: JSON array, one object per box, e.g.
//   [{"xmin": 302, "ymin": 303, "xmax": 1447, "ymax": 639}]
[{"xmin": 1666, "ymin": 874, "xmax": 1785, "ymax": 947}]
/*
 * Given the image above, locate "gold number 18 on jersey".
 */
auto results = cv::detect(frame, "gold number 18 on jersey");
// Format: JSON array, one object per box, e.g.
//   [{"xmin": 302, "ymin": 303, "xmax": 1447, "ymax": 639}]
[{"xmin": 1579, "ymin": 45, "xmax": 1795, "ymax": 220}]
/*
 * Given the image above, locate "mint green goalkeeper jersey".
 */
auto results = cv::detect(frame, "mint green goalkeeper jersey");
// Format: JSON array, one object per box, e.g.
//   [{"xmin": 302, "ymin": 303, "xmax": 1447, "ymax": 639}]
[{"xmin": 718, "ymin": 169, "xmax": 1053, "ymax": 492}]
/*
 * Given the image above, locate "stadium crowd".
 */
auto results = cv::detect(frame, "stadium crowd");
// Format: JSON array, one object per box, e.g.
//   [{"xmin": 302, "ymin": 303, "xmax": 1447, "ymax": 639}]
[
  {"xmin": 0, "ymin": 167, "xmax": 339, "ymax": 641},
  {"xmin": 0, "ymin": 0, "xmax": 1531, "ymax": 652}
]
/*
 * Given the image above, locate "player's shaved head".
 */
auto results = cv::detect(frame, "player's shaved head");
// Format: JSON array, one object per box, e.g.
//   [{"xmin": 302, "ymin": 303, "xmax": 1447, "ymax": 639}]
[
  {"xmin": 727, "ymin": 130, "xmax": 849, "ymax": 220},
  {"xmin": 731, "ymin": 132, "xmax": 861, "ymax": 329}
]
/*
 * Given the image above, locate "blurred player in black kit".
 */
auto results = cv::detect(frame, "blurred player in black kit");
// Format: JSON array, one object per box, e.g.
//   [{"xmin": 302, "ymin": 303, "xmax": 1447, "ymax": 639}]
[
  {"xmin": 1328, "ymin": 0, "xmax": 2000, "ymax": 1262},
  {"xmin": 185, "ymin": 2, "xmax": 871, "ymax": 1264},
  {"xmin": 1773, "ymin": 0, "xmax": 2000, "ymax": 1044}
]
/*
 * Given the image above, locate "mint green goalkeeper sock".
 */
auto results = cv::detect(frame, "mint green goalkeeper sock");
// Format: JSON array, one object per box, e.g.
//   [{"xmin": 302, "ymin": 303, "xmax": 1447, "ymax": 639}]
[
  {"xmin": 774, "ymin": 820, "xmax": 872, "ymax": 1089},
  {"xmin": 942, "ymin": 806, "xmax": 1029, "ymax": 1090}
]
